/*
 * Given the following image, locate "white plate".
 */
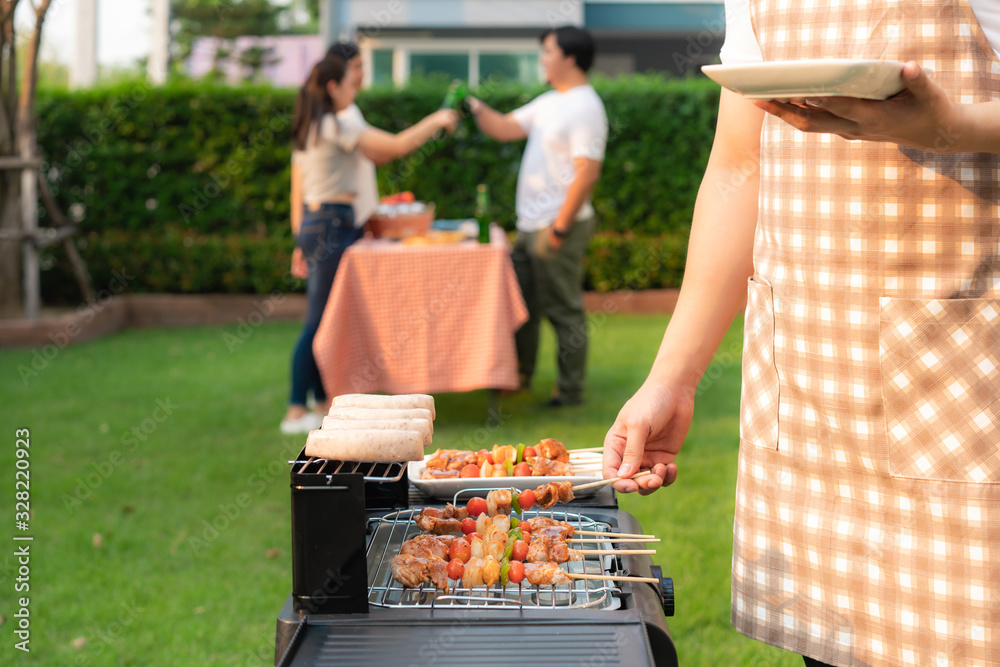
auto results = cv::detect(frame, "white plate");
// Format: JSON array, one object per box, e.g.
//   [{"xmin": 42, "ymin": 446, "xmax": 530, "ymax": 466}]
[
  {"xmin": 407, "ymin": 452, "xmax": 604, "ymax": 501},
  {"xmin": 702, "ymin": 59, "xmax": 907, "ymax": 101}
]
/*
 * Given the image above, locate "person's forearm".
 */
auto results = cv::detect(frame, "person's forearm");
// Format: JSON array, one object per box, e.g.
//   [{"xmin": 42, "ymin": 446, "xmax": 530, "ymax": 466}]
[
  {"xmin": 392, "ymin": 116, "xmax": 444, "ymax": 158},
  {"xmin": 646, "ymin": 155, "xmax": 759, "ymax": 391},
  {"xmin": 473, "ymin": 104, "xmax": 510, "ymax": 140},
  {"xmin": 954, "ymin": 101, "xmax": 1000, "ymax": 154},
  {"xmin": 290, "ymin": 162, "xmax": 303, "ymax": 236}
]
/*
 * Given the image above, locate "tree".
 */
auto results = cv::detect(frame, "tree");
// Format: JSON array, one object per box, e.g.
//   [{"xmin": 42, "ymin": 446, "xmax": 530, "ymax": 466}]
[
  {"xmin": 170, "ymin": 0, "xmax": 286, "ymax": 63},
  {"xmin": 1, "ymin": 0, "xmax": 93, "ymax": 318},
  {"xmin": 238, "ymin": 43, "xmax": 280, "ymax": 82},
  {"xmin": 0, "ymin": 1, "xmax": 51, "ymax": 317}
]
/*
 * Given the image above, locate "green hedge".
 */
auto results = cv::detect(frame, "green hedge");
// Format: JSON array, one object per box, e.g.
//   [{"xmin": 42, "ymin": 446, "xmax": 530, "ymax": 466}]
[
  {"xmin": 44, "ymin": 227, "xmax": 687, "ymax": 303},
  {"xmin": 34, "ymin": 75, "xmax": 717, "ymax": 301}
]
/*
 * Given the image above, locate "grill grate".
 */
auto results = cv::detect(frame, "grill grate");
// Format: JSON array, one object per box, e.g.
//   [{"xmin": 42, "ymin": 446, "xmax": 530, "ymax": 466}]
[
  {"xmin": 289, "ymin": 457, "xmax": 407, "ymax": 483},
  {"xmin": 366, "ymin": 508, "xmax": 624, "ymax": 611}
]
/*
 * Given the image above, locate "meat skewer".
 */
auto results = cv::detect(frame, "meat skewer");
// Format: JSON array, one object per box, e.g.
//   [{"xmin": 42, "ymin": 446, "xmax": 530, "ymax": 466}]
[
  {"xmin": 526, "ymin": 533, "xmax": 655, "ymax": 562},
  {"xmin": 533, "ymin": 480, "xmax": 575, "ymax": 509},
  {"xmin": 535, "ymin": 438, "xmax": 569, "ymax": 463},
  {"xmin": 390, "ymin": 554, "xmax": 449, "ymax": 590},
  {"xmin": 523, "ymin": 516, "xmax": 576, "ymax": 538},
  {"xmin": 414, "ymin": 503, "xmax": 468, "ymax": 534},
  {"xmin": 524, "ymin": 562, "xmax": 572, "ymax": 586},
  {"xmin": 399, "ymin": 534, "xmax": 456, "ymax": 560}
]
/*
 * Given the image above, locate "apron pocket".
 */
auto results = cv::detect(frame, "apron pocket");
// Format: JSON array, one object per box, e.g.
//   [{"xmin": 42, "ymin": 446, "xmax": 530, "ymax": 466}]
[
  {"xmin": 880, "ymin": 297, "xmax": 1000, "ymax": 483},
  {"xmin": 740, "ymin": 276, "xmax": 780, "ymax": 450}
]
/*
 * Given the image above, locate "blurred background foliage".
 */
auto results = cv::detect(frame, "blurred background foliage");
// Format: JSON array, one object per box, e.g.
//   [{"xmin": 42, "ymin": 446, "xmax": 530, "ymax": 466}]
[{"xmin": 34, "ymin": 74, "xmax": 720, "ymax": 302}]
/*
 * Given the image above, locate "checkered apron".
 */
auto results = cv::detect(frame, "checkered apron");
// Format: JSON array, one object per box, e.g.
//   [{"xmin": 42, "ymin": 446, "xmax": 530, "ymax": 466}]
[{"xmin": 733, "ymin": 1, "xmax": 1000, "ymax": 665}]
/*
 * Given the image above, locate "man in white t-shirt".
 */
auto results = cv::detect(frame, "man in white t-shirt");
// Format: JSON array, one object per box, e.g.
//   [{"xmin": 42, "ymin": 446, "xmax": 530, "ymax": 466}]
[{"xmin": 469, "ymin": 26, "xmax": 608, "ymax": 407}]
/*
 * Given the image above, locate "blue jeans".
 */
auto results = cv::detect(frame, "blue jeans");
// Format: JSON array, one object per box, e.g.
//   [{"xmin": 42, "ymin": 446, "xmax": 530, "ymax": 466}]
[{"xmin": 289, "ymin": 203, "xmax": 363, "ymax": 406}]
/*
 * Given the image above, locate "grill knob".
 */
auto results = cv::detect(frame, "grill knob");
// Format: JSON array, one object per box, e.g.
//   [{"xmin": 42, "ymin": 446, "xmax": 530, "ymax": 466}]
[{"xmin": 649, "ymin": 565, "xmax": 674, "ymax": 617}]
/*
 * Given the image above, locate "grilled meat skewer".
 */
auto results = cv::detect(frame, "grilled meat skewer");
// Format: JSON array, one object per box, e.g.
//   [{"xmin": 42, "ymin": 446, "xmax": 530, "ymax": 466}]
[
  {"xmin": 532, "ymin": 481, "xmax": 575, "ymax": 509},
  {"xmin": 524, "ymin": 562, "xmax": 572, "ymax": 586},
  {"xmin": 525, "ymin": 534, "xmax": 584, "ymax": 564},
  {"xmin": 415, "ymin": 503, "xmax": 469, "ymax": 534},
  {"xmin": 399, "ymin": 534, "xmax": 457, "ymax": 561},
  {"xmin": 390, "ymin": 554, "xmax": 449, "ymax": 590},
  {"xmin": 523, "ymin": 516, "xmax": 576, "ymax": 538}
]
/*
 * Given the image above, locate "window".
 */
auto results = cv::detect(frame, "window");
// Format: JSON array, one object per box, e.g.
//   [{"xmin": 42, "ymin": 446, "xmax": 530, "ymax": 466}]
[
  {"xmin": 480, "ymin": 53, "xmax": 539, "ymax": 84},
  {"xmin": 409, "ymin": 53, "xmax": 469, "ymax": 82},
  {"xmin": 362, "ymin": 40, "xmax": 541, "ymax": 87},
  {"xmin": 372, "ymin": 49, "xmax": 393, "ymax": 85}
]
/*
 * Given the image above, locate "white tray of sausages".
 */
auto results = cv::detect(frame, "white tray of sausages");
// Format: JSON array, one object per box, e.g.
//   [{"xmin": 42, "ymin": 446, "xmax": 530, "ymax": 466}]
[{"xmin": 304, "ymin": 394, "xmax": 436, "ymax": 463}]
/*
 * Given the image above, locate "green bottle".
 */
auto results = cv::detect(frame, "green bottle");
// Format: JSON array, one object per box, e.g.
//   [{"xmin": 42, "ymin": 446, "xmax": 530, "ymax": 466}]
[
  {"xmin": 441, "ymin": 79, "xmax": 467, "ymax": 110},
  {"xmin": 475, "ymin": 184, "xmax": 491, "ymax": 244}
]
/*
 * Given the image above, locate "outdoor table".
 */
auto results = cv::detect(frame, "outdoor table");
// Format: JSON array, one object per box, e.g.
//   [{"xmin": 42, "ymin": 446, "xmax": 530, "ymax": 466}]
[{"xmin": 312, "ymin": 227, "xmax": 528, "ymax": 407}]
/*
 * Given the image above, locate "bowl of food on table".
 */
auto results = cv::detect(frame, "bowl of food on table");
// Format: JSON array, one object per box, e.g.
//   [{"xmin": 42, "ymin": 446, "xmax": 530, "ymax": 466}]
[{"xmin": 368, "ymin": 191, "xmax": 435, "ymax": 239}]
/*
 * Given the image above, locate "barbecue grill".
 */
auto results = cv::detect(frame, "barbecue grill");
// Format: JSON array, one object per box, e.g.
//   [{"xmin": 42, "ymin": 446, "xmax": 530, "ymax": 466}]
[{"xmin": 274, "ymin": 449, "xmax": 678, "ymax": 666}]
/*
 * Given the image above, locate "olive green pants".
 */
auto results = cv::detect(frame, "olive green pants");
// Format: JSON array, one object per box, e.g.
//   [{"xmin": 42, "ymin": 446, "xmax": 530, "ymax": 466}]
[{"xmin": 511, "ymin": 216, "xmax": 596, "ymax": 403}]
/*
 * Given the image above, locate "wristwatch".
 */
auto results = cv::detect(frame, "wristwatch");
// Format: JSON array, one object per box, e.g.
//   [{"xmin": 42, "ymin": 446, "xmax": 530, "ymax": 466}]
[{"xmin": 552, "ymin": 226, "xmax": 571, "ymax": 239}]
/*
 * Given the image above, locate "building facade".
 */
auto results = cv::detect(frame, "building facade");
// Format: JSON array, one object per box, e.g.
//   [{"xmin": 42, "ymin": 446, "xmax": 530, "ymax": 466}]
[
  {"xmin": 350, "ymin": 0, "xmax": 726, "ymax": 86},
  {"xmin": 188, "ymin": 0, "xmax": 727, "ymax": 87}
]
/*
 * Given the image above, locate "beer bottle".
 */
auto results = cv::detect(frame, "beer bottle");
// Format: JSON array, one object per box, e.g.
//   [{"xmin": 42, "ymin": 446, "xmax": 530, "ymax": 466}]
[
  {"xmin": 441, "ymin": 79, "xmax": 467, "ymax": 110},
  {"xmin": 475, "ymin": 184, "xmax": 491, "ymax": 244}
]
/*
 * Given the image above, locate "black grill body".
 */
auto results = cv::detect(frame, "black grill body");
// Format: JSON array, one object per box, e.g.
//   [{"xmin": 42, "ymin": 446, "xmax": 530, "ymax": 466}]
[{"xmin": 276, "ymin": 450, "xmax": 678, "ymax": 667}]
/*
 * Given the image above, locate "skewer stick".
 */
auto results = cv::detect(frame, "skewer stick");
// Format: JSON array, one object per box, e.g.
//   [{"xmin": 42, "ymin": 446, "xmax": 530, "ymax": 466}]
[
  {"xmin": 567, "ymin": 537, "xmax": 660, "ymax": 543},
  {"xmin": 567, "ymin": 572, "xmax": 660, "ymax": 584},
  {"xmin": 573, "ymin": 548, "xmax": 656, "ymax": 555},
  {"xmin": 573, "ymin": 529, "xmax": 655, "ymax": 539},
  {"xmin": 570, "ymin": 446, "xmax": 604, "ymax": 453},
  {"xmin": 573, "ymin": 469, "xmax": 652, "ymax": 490}
]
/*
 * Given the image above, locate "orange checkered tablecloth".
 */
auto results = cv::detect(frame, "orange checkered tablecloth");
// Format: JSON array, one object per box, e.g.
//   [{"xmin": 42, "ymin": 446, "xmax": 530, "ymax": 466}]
[{"xmin": 313, "ymin": 233, "xmax": 528, "ymax": 398}]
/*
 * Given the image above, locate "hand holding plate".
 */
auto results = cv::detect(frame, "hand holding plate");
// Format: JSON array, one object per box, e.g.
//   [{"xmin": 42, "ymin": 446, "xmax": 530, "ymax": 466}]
[{"xmin": 752, "ymin": 61, "xmax": 966, "ymax": 153}]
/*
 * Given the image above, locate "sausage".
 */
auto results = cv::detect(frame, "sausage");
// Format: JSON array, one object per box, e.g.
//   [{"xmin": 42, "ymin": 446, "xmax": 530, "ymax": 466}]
[
  {"xmin": 320, "ymin": 417, "xmax": 433, "ymax": 448},
  {"xmin": 326, "ymin": 406, "xmax": 434, "ymax": 434},
  {"xmin": 304, "ymin": 428, "xmax": 424, "ymax": 462},
  {"xmin": 332, "ymin": 393, "xmax": 436, "ymax": 419}
]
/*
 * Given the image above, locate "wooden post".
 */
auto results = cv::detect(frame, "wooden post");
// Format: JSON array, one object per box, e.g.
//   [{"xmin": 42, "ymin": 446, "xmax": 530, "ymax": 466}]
[
  {"xmin": 71, "ymin": 0, "xmax": 97, "ymax": 89},
  {"xmin": 148, "ymin": 0, "xmax": 170, "ymax": 84},
  {"xmin": 20, "ymin": 142, "xmax": 38, "ymax": 318}
]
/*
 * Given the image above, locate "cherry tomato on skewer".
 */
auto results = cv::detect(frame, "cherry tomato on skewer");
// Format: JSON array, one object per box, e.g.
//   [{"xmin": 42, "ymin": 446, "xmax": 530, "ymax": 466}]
[
  {"xmin": 449, "ymin": 537, "xmax": 472, "ymax": 563},
  {"xmin": 460, "ymin": 517, "xmax": 476, "ymax": 535},
  {"xmin": 508, "ymin": 560, "xmax": 525, "ymax": 584},
  {"xmin": 466, "ymin": 496, "xmax": 488, "ymax": 517},
  {"xmin": 517, "ymin": 489, "xmax": 536, "ymax": 512},
  {"xmin": 447, "ymin": 558, "xmax": 465, "ymax": 580}
]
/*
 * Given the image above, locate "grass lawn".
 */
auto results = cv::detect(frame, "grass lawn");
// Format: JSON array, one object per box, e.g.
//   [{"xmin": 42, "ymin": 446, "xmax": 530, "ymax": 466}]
[{"xmin": 0, "ymin": 313, "xmax": 803, "ymax": 666}]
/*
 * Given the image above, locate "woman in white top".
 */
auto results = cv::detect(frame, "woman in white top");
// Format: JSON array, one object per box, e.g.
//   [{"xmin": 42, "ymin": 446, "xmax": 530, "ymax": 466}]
[{"xmin": 280, "ymin": 54, "xmax": 457, "ymax": 434}]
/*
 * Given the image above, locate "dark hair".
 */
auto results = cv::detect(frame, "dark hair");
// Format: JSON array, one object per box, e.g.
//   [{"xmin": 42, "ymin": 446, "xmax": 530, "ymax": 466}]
[
  {"xmin": 326, "ymin": 42, "xmax": 360, "ymax": 61},
  {"xmin": 540, "ymin": 26, "xmax": 596, "ymax": 73},
  {"xmin": 292, "ymin": 54, "xmax": 349, "ymax": 151}
]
